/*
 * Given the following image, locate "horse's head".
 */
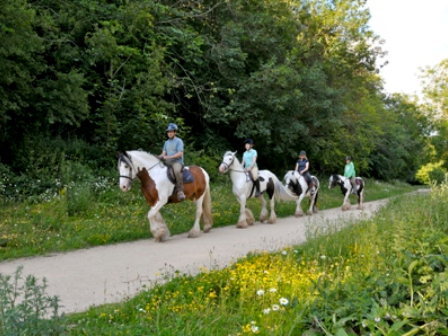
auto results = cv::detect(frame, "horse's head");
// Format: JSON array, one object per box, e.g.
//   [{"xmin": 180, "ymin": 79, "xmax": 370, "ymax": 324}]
[
  {"xmin": 219, "ymin": 151, "xmax": 237, "ymax": 174},
  {"xmin": 118, "ymin": 151, "xmax": 135, "ymax": 191},
  {"xmin": 328, "ymin": 174, "xmax": 340, "ymax": 190}
]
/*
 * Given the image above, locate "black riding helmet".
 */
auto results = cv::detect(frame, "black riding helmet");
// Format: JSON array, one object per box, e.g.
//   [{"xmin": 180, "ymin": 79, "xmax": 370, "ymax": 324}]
[
  {"xmin": 244, "ymin": 139, "xmax": 254, "ymax": 145},
  {"xmin": 346, "ymin": 156, "xmax": 351, "ymax": 161}
]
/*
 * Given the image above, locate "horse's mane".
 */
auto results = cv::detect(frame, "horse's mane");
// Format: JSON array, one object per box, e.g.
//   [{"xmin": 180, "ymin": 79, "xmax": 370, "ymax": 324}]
[{"xmin": 124, "ymin": 150, "xmax": 161, "ymax": 164}]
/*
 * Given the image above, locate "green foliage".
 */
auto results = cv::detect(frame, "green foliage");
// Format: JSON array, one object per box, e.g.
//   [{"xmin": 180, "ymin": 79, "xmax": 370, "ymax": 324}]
[
  {"xmin": 61, "ymin": 186, "xmax": 448, "ymax": 335},
  {"xmin": 0, "ymin": 266, "xmax": 63, "ymax": 336}
]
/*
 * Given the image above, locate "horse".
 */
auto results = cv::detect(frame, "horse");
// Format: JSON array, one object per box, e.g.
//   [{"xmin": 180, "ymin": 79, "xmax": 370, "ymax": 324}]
[
  {"xmin": 118, "ymin": 150, "xmax": 213, "ymax": 242},
  {"xmin": 328, "ymin": 174, "xmax": 365, "ymax": 211},
  {"xmin": 218, "ymin": 151, "xmax": 293, "ymax": 228},
  {"xmin": 282, "ymin": 171, "xmax": 319, "ymax": 216}
]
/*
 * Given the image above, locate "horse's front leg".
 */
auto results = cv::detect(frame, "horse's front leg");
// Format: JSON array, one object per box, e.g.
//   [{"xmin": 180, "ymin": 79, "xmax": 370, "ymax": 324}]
[
  {"xmin": 341, "ymin": 192, "xmax": 351, "ymax": 211},
  {"xmin": 295, "ymin": 194, "xmax": 306, "ymax": 217},
  {"xmin": 236, "ymin": 194, "xmax": 249, "ymax": 229},
  {"xmin": 147, "ymin": 202, "xmax": 170, "ymax": 242}
]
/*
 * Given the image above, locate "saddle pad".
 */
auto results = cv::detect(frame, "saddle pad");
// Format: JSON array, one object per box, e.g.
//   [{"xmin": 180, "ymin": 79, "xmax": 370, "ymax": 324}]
[{"xmin": 167, "ymin": 167, "xmax": 195, "ymax": 184}]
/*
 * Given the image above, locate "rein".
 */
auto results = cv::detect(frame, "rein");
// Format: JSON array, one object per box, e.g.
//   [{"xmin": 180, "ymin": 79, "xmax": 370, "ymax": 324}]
[
  {"xmin": 220, "ymin": 156, "xmax": 246, "ymax": 173},
  {"xmin": 119, "ymin": 157, "xmax": 165, "ymax": 184}
]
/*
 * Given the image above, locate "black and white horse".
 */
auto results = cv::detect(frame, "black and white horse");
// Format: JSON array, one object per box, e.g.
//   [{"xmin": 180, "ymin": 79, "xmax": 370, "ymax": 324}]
[
  {"xmin": 328, "ymin": 174, "xmax": 364, "ymax": 211},
  {"xmin": 282, "ymin": 171, "xmax": 319, "ymax": 216}
]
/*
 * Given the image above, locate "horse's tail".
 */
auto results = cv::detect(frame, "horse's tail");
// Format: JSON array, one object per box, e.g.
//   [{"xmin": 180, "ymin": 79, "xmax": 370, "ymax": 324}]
[
  {"xmin": 271, "ymin": 174, "xmax": 297, "ymax": 202},
  {"xmin": 201, "ymin": 170, "xmax": 213, "ymax": 227}
]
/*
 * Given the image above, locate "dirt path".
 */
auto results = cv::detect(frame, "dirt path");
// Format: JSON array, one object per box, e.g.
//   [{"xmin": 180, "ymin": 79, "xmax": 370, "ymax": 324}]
[{"xmin": 0, "ymin": 198, "xmax": 392, "ymax": 314}]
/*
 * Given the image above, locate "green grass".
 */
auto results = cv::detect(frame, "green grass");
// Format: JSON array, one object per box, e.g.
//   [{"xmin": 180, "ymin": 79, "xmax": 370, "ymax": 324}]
[
  {"xmin": 55, "ymin": 184, "xmax": 448, "ymax": 335},
  {"xmin": 0, "ymin": 176, "xmax": 422, "ymax": 261}
]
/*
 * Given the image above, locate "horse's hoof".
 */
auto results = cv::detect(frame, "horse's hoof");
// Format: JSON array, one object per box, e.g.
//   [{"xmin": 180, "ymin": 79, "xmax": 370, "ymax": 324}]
[
  {"xmin": 268, "ymin": 218, "xmax": 276, "ymax": 224},
  {"xmin": 247, "ymin": 219, "xmax": 255, "ymax": 226},
  {"xmin": 236, "ymin": 221, "xmax": 249, "ymax": 229},
  {"xmin": 306, "ymin": 211, "xmax": 312, "ymax": 216},
  {"xmin": 188, "ymin": 230, "xmax": 201, "ymax": 238},
  {"xmin": 203, "ymin": 224, "xmax": 212, "ymax": 233},
  {"xmin": 295, "ymin": 212, "xmax": 304, "ymax": 217}
]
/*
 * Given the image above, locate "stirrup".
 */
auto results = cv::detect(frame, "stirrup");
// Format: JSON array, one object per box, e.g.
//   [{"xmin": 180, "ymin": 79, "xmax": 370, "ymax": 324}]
[
  {"xmin": 255, "ymin": 191, "xmax": 262, "ymax": 197},
  {"xmin": 310, "ymin": 187, "xmax": 316, "ymax": 195},
  {"xmin": 177, "ymin": 191, "xmax": 186, "ymax": 200}
]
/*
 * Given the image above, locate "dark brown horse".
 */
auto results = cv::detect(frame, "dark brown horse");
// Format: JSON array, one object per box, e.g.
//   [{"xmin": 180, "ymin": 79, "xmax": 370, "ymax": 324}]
[{"xmin": 118, "ymin": 150, "xmax": 212, "ymax": 242}]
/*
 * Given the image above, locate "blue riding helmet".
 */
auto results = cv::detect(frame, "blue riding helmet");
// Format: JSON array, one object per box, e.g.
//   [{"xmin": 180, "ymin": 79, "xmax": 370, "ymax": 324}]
[
  {"xmin": 244, "ymin": 139, "xmax": 254, "ymax": 145},
  {"xmin": 165, "ymin": 123, "xmax": 178, "ymax": 132}
]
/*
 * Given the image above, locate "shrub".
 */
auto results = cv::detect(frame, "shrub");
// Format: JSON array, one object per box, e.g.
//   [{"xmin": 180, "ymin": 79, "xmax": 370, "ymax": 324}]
[
  {"xmin": 0, "ymin": 266, "xmax": 64, "ymax": 335},
  {"xmin": 416, "ymin": 161, "xmax": 447, "ymax": 185}
]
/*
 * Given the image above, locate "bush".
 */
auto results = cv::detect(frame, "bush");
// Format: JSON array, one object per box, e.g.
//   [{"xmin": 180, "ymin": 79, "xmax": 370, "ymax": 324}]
[
  {"xmin": 0, "ymin": 266, "xmax": 64, "ymax": 335},
  {"xmin": 416, "ymin": 161, "xmax": 447, "ymax": 185},
  {"xmin": 428, "ymin": 167, "xmax": 447, "ymax": 185}
]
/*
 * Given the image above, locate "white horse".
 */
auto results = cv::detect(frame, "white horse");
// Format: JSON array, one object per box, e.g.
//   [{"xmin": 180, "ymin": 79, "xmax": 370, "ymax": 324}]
[
  {"xmin": 282, "ymin": 170, "xmax": 319, "ymax": 216},
  {"xmin": 328, "ymin": 174, "xmax": 365, "ymax": 211},
  {"xmin": 118, "ymin": 150, "xmax": 213, "ymax": 241},
  {"xmin": 218, "ymin": 151, "xmax": 292, "ymax": 228}
]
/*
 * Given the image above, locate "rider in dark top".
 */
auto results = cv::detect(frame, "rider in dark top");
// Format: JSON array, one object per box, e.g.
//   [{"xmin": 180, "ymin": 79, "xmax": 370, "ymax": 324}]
[{"xmin": 294, "ymin": 150, "xmax": 316, "ymax": 195}]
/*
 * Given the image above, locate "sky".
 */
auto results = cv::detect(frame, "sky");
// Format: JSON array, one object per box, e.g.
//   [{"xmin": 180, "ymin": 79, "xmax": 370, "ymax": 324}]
[{"xmin": 367, "ymin": 0, "xmax": 448, "ymax": 96}]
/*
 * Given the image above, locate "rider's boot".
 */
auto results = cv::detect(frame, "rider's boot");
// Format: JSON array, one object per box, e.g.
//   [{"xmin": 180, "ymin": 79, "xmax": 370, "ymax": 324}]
[
  {"xmin": 254, "ymin": 178, "xmax": 262, "ymax": 197},
  {"xmin": 173, "ymin": 164, "xmax": 186, "ymax": 201},
  {"xmin": 352, "ymin": 184, "xmax": 357, "ymax": 196}
]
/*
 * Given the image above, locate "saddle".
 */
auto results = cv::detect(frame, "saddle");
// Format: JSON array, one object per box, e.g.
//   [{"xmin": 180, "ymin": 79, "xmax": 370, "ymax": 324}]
[{"xmin": 166, "ymin": 166, "xmax": 195, "ymax": 185}]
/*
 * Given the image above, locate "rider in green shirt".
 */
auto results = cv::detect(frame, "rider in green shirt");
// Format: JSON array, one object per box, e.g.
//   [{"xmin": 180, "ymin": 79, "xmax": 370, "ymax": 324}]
[{"xmin": 344, "ymin": 156, "xmax": 357, "ymax": 195}]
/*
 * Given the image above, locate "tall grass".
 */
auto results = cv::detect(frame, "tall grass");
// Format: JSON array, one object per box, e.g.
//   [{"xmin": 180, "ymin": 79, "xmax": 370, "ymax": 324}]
[
  {"xmin": 60, "ymin": 184, "xmax": 448, "ymax": 335},
  {"xmin": 0, "ymin": 174, "xmax": 420, "ymax": 261}
]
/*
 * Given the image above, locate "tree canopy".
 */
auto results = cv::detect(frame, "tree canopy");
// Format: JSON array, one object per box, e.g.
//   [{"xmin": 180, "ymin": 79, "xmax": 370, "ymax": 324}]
[{"xmin": 0, "ymin": 0, "xmax": 433, "ymax": 186}]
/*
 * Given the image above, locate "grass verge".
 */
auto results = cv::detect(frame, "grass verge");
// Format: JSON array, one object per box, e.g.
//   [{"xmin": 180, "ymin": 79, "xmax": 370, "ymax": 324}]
[
  {"xmin": 58, "ymin": 184, "xmax": 447, "ymax": 335},
  {"xmin": 0, "ymin": 177, "xmax": 421, "ymax": 261}
]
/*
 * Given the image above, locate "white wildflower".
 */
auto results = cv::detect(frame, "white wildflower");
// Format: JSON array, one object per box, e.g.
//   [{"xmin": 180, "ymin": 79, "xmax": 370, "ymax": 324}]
[{"xmin": 279, "ymin": 298, "xmax": 289, "ymax": 305}]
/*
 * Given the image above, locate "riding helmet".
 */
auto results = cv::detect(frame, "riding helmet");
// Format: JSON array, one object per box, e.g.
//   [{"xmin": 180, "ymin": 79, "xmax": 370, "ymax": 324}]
[
  {"xmin": 244, "ymin": 139, "xmax": 254, "ymax": 145},
  {"xmin": 165, "ymin": 123, "xmax": 178, "ymax": 132},
  {"xmin": 299, "ymin": 150, "xmax": 306, "ymax": 156},
  {"xmin": 346, "ymin": 156, "xmax": 351, "ymax": 161}
]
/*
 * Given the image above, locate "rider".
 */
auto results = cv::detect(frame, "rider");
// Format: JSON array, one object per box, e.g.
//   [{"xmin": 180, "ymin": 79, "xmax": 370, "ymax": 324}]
[
  {"xmin": 295, "ymin": 150, "xmax": 316, "ymax": 195},
  {"xmin": 158, "ymin": 123, "xmax": 185, "ymax": 201},
  {"xmin": 242, "ymin": 139, "xmax": 262, "ymax": 197},
  {"xmin": 344, "ymin": 156, "xmax": 357, "ymax": 195}
]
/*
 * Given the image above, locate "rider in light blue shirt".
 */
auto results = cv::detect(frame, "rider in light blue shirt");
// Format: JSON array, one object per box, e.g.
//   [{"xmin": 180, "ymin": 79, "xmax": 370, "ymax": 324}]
[
  {"xmin": 242, "ymin": 139, "xmax": 261, "ymax": 197},
  {"xmin": 158, "ymin": 123, "xmax": 185, "ymax": 200}
]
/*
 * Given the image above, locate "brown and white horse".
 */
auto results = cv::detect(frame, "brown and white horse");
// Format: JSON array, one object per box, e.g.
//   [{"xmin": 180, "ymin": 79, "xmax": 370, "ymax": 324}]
[{"xmin": 118, "ymin": 150, "xmax": 212, "ymax": 241}]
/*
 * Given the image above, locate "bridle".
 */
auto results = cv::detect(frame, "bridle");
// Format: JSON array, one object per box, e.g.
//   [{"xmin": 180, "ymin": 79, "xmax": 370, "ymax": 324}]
[
  {"xmin": 220, "ymin": 154, "xmax": 245, "ymax": 173},
  {"xmin": 220, "ymin": 154, "xmax": 234, "ymax": 171},
  {"xmin": 119, "ymin": 155, "xmax": 165, "ymax": 184}
]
